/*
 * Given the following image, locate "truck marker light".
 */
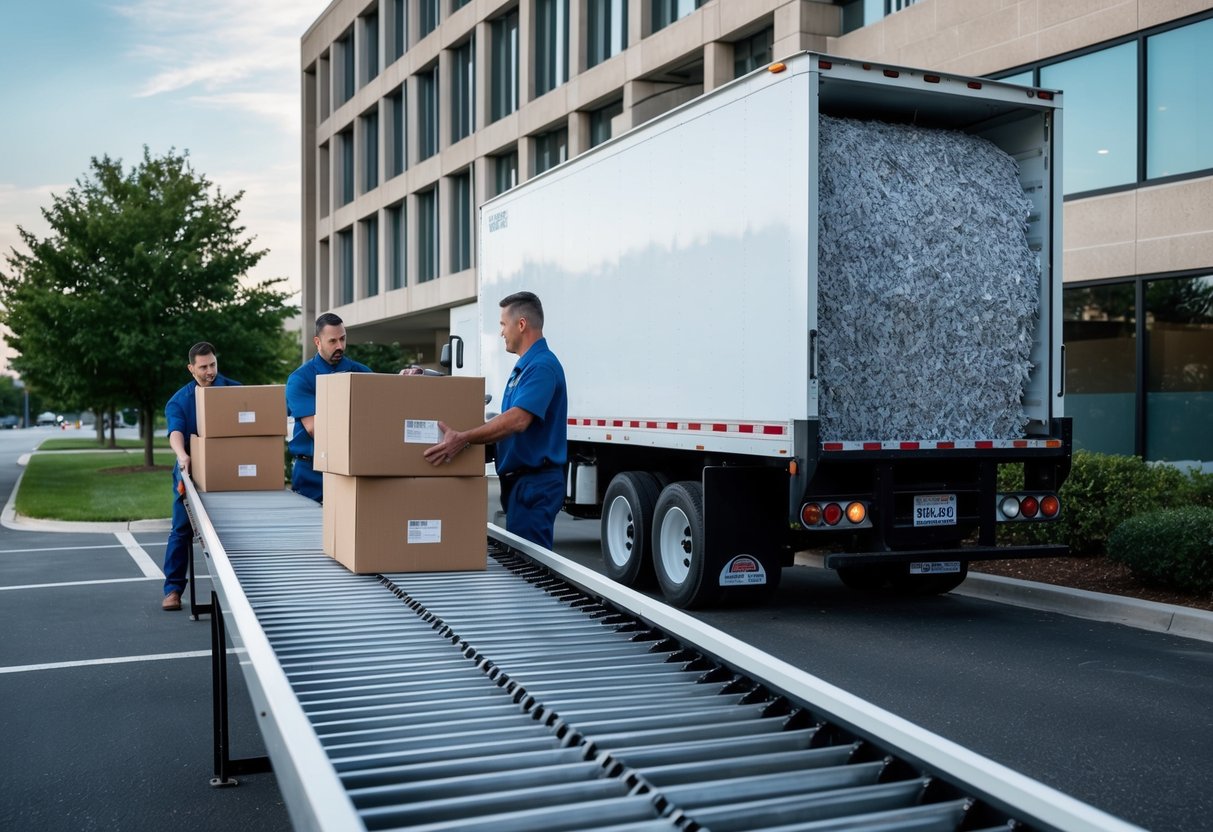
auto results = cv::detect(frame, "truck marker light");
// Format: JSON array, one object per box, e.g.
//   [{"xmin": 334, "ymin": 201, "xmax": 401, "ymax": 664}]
[
  {"xmin": 967, "ymin": 81, "xmax": 983, "ymax": 90},
  {"xmin": 802, "ymin": 503, "xmax": 822, "ymax": 526},
  {"xmin": 924, "ymin": 74, "xmax": 941, "ymax": 84},
  {"xmin": 1020, "ymin": 496, "xmax": 1039, "ymax": 518},
  {"xmin": 817, "ymin": 60, "xmax": 832, "ymax": 70},
  {"xmin": 846, "ymin": 502, "xmax": 866, "ymax": 524},
  {"xmin": 883, "ymin": 70, "xmax": 899, "ymax": 78},
  {"xmin": 1036, "ymin": 90, "xmax": 1054, "ymax": 100},
  {"xmin": 1041, "ymin": 495, "xmax": 1060, "ymax": 517},
  {"xmin": 824, "ymin": 503, "xmax": 843, "ymax": 525},
  {"xmin": 1046, "ymin": 439, "xmax": 1062, "ymax": 448},
  {"xmin": 769, "ymin": 62, "xmax": 787, "ymax": 73},
  {"xmin": 999, "ymin": 496, "xmax": 1020, "ymax": 519},
  {"xmin": 789, "ymin": 460, "xmax": 799, "ymax": 475}
]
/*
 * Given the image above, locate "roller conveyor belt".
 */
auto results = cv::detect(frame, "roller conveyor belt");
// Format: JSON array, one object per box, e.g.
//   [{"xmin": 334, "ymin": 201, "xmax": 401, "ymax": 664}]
[{"xmin": 189, "ymin": 486, "xmax": 1142, "ymax": 832}]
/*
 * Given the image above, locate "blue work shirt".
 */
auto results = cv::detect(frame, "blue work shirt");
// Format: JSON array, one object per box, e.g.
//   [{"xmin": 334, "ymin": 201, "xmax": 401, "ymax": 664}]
[
  {"xmin": 166, "ymin": 374, "xmax": 240, "ymax": 486},
  {"xmin": 497, "ymin": 338, "xmax": 567, "ymax": 475},
  {"xmin": 286, "ymin": 353, "xmax": 372, "ymax": 458}
]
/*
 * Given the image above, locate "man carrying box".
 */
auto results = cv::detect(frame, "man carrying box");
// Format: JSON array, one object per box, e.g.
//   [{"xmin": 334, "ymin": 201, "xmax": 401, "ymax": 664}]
[
  {"xmin": 286, "ymin": 313, "xmax": 372, "ymax": 502},
  {"xmin": 424, "ymin": 292, "xmax": 567, "ymax": 549},
  {"xmin": 161, "ymin": 342, "xmax": 239, "ymax": 611}
]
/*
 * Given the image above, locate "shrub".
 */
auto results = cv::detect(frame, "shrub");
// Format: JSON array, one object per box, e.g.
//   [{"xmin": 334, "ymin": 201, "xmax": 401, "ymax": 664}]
[
  {"xmin": 997, "ymin": 451, "xmax": 1192, "ymax": 556},
  {"xmin": 1107, "ymin": 506, "xmax": 1213, "ymax": 594}
]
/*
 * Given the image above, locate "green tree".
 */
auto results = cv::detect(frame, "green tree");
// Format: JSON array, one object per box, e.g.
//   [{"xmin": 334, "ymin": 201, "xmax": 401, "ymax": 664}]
[
  {"xmin": 0, "ymin": 148, "xmax": 297, "ymax": 465},
  {"xmin": 344, "ymin": 340, "xmax": 420, "ymax": 374}
]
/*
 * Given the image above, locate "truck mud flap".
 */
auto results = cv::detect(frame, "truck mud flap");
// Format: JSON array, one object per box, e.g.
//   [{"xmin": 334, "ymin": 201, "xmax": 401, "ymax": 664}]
[
  {"xmin": 825, "ymin": 544, "xmax": 1067, "ymax": 569},
  {"xmin": 704, "ymin": 466, "xmax": 787, "ymax": 596}
]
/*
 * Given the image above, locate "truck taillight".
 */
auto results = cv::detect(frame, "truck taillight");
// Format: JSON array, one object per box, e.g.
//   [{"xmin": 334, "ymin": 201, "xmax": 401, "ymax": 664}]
[
  {"xmin": 823, "ymin": 503, "xmax": 843, "ymax": 525},
  {"xmin": 846, "ymin": 502, "xmax": 866, "ymax": 524},
  {"xmin": 801, "ymin": 503, "xmax": 822, "ymax": 526},
  {"xmin": 1041, "ymin": 495, "xmax": 1060, "ymax": 517},
  {"xmin": 1020, "ymin": 496, "xmax": 1039, "ymax": 518},
  {"xmin": 802, "ymin": 501, "xmax": 870, "ymax": 529},
  {"xmin": 997, "ymin": 493, "xmax": 1061, "ymax": 522}
]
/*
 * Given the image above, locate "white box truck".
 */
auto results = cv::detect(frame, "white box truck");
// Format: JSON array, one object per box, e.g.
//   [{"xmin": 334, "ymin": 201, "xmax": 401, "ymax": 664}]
[{"xmin": 473, "ymin": 52, "xmax": 1070, "ymax": 608}]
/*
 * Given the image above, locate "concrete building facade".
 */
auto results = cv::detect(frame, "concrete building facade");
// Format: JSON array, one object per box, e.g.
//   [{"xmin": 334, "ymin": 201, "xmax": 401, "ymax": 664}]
[{"xmin": 301, "ymin": 0, "xmax": 1213, "ymax": 463}]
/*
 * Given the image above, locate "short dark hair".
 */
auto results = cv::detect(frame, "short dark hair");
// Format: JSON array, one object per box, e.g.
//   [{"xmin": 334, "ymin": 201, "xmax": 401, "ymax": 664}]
[
  {"xmin": 500, "ymin": 292, "xmax": 544, "ymax": 330},
  {"xmin": 315, "ymin": 312, "xmax": 344, "ymax": 337},
  {"xmin": 188, "ymin": 342, "xmax": 216, "ymax": 364}
]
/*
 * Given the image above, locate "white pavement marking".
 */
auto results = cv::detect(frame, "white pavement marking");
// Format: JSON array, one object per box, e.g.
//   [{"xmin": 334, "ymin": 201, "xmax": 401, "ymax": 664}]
[
  {"xmin": 117, "ymin": 530, "xmax": 164, "ymax": 578},
  {"xmin": 0, "ymin": 544, "xmax": 128, "ymax": 555},
  {"xmin": 0, "ymin": 649, "xmax": 214, "ymax": 675},
  {"xmin": 0, "ymin": 576, "xmax": 159, "ymax": 591}
]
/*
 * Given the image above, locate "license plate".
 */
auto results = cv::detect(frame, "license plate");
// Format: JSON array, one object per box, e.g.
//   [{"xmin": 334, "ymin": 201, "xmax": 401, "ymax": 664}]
[
  {"xmin": 910, "ymin": 561, "xmax": 961, "ymax": 574},
  {"xmin": 913, "ymin": 494, "xmax": 956, "ymax": 527}
]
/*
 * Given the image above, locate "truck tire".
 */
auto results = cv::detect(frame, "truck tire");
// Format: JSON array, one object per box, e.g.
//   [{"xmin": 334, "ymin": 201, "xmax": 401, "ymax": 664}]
[
  {"xmin": 600, "ymin": 472, "xmax": 661, "ymax": 587},
  {"xmin": 652, "ymin": 482, "xmax": 715, "ymax": 609}
]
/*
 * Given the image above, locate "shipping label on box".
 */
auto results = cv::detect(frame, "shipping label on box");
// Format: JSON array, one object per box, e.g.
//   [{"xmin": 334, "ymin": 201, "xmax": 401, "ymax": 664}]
[
  {"xmin": 315, "ymin": 374, "xmax": 485, "ymax": 477},
  {"xmin": 191, "ymin": 435, "xmax": 286, "ymax": 492},
  {"xmin": 196, "ymin": 385, "xmax": 287, "ymax": 438},
  {"xmin": 322, "ymin": 473, "xmax": 486, "ymax": 573}
]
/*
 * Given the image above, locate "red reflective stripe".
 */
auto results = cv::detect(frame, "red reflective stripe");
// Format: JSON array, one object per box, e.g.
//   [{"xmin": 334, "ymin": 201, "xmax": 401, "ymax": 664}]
[
  {"xmin": 739, "ymin": 424, "xmax": 754, "ymax": 434},
  {"xmin": 1013, "ymin": 440, "xmax": 1028, "ymax": 448},
  {"xmin": 712, "ymin": 423, "xmax": 727, "ymax": 432},
  {"xmin": 596, "ymin": 419, "xmax": 606, "ymax": 426},
  {"xmin": 666, "ymin": 422, "xmax": 678, "ymax": 429},
  {"xmin": 763, "ymin": 425, "xmax": 783, "ymax": 435},
  {"xmin": 567, "ymin": 418, "xmax": 576, "ymax": 425},
  {"xmin": 900, "ymin": 441, "xmax": 919, "ymax": 450},
  {"xmin": 863, "ymin": 442, "xmax": 882, "ymax": 451},
  {"xmin": 629, "ymin": 420, "xmax": 639, "ymax": 428},
  {"xmin": 823, "ymin": 442, "xmax": 844, "ymax": 451},
  {"xmin": 975, "ymin": 440, "xmax": 994, "ymax": 449},
  {"xmin": 936, "ymin": 441, "xmax": 955, "ymax": 449},
  {"xmin": 646, "ymin": 421, "xmax": 657, "ymax": 428},
  {"xmin": 688, "ymin": 423, "xmax": 701, "ymax": 430}
]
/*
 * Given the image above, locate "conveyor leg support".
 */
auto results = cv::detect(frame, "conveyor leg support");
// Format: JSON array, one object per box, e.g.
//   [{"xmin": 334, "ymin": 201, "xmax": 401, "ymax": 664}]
[
  {"xmin": 209, "ymin": 592, "xmax": 271, "ymax": 787},
  {"xmin": 188, "ymin": 539, "xmax": 212, "ymax": 620}
]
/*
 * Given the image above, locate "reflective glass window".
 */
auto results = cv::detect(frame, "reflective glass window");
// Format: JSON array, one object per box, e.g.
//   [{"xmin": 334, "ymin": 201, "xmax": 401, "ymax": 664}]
[
  {"xmin": 417, "ymin": 189, "xmax": 438, "ymax": 282},
  {"xmin": 534, "ymin": 127, "xmax": 568, "ymax": 174},
  {"xmin": 493, "ymin": 151, "xmax": 518, "ymax": 195},
  {"xmin": 535, "ymin": 0, "xmax": 568, "ymax": 97},
  {"xmin": 362, "ymin": 216, "xmax": 379, "ymax": 297},
  {"xmin": 587, "ymin": 0, "xmax": 626, "ymax": 68},
  {"xmin": 589, "ymin": 100, "xmax": 622, "ymax": 147},
  {"xmin": 490, "ymin": 11, "xmax": 519, "ymax": 121},
  {"xmin": 1063, "ymin": 284, "xmax": 1137, "ymax": 455},
  {"xmin": 734, "ymin": 27, "xmax": 773, "ymax": 78},
  {"xmin": 450, "ymin": 171, "xmax": 473, "ymax": 272},
  {"xmin": 1147, "ymin": 18, "xmax": 1213, "ymax": 179},
  {"xmin": 1146, "ymin": 275, "xmax": 1213, "ymax": 462},
  {"xmin": 337, "ymin": 228, "xmax": 354, "ymax": 304},
  {"xmin": 452, "ymin": 38, "xmax": 475, "ymax": 143},
  {"xmin": 387, "ymin": 203, "xmax": 406, "ymax": 290},
  {"xmin": 1041, "ymin": 43, "xmax": 1137, "ymax": 195},
  {"xmin": 419, "ymin": 64, "xmax": 439, "ymax": 160}
]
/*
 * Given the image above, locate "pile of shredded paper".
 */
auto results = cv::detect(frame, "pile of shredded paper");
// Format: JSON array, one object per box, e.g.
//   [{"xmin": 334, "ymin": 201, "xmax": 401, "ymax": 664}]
[{"xmin": 817, "ymin": 115, "xmax": 1040, "ymax": 441}]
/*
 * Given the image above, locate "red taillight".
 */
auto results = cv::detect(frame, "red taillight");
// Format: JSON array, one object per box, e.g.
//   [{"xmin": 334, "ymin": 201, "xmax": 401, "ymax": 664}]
[
  {"xmin": 823, "ymin": 503, "xmax": 843, "ymax": 526},
  {"xmin": 1020, "ymin": 496, "xmax": 1039, "ymax": 518},
  {"xmin": 802, "ymin": 503, "xmax": 822, "ymax": 526},
  {"xmin": 1041, "ymin": 495, "xmax": 1060, "ymax": 517}
]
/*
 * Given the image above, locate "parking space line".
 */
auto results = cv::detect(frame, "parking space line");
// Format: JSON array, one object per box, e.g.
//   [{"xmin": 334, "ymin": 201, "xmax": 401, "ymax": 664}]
[
  {"xmin": 0, "ymin": 577, "xmax": 163, "ymax": 591},
  {"xmin": 0, "ymin": 649, "xmax": 213, "ymax": 675},
  {"xmin": 116, "ymin": 530, "xmax": 163, "ymax": 578},
  {"xmin": 0, "ymin": 544, "xmax": 128, "ymax": 555}
]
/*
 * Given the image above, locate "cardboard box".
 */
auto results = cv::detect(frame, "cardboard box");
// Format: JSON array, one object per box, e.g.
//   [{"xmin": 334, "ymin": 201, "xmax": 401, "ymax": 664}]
[
  {"xmin": 191, "ymin": 435, "xmax": 286, "ymax": 492},
  {"xmin": 196, "ymin": 385, "xmax": 287, "ymax": 437},
  {"xmin": 323, "ymin": 473, "xmax": 487, "ymax": 574},
  {"xmin": 315, "ymin": 374, "xmax": 485, "ymax": 476}
]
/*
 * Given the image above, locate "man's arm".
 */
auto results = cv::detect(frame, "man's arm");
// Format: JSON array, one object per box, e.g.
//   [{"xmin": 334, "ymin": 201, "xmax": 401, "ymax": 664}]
[
  {"xmin": 299, "ymin": 415, "xmax": 316, "ymax": 437},
  {"xmin": 423, "ymin": 407, "xmax": 534, "ymax": 466},
  {"xmin": 169, "ymin": 430, "xmax": 189, "ymax": 476}
]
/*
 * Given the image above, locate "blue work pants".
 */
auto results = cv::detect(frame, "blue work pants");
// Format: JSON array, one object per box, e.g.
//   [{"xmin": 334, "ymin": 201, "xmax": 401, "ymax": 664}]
[{"xmin": 501, "ymin": 468, "xmax": 564, "ymax": 551}]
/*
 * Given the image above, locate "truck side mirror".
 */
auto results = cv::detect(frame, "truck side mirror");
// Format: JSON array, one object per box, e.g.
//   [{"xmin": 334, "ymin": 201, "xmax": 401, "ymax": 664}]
[{"xmin": 440, "ymin": 335, "xmax": 464, "ymax": 371}]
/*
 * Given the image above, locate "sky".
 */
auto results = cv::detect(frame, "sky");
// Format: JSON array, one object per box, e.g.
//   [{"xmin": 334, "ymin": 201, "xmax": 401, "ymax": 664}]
[{"xmin": 0, "ymin": 0, "xmax": 334, "ymax": 303}]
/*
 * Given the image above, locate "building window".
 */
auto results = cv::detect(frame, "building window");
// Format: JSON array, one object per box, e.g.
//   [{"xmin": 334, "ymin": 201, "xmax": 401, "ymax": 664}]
[
  {"xmin": 362, "ymin": 215, "xmax": 379, "ymax": 297},
  {"xmin": 419, "ymin": 0, "xmax": 438, "ymax": 39},
  {"xmin": 418, "ymin": 63, "xmax": 440, "ymax": 160},
  {"xmin": 533, "ymin": 126, "xmax": 567, "ymax": 175},
  {"xmin": 453, "ymin": 0, "xmax": 470, "ymax": 8},
  {"xmin": 360, "ymin": 108, "xmax": 378, "ymax": 193},
  {"xmin": 452, "ymin": 38, "xmax": 475, "ymax": 143},
  {"xmin": 1064, "ymin": 284, "xmax": 1136, "ymax": 456},
  {"xmin": 586, "ymin": 0, "xmax": 626, "ymax": 69},
  {"xmin": 337, "ymin": 228, "xmax": 355, "ymax": 304},
  {"xmin": 389, "ymin": 0, "xmax": 406, "ymax": 62},
  {"xmin": 491, "ymin": 10, "xmax": 520, "ymax": 122},
  {"xmin": 318, "ymin": 142, "xmax": 330, "ymax": 217},
  {"xmin": 361, "ymin": 11, "xmax": 379, "ymax": 85},
  {"xmin": 651, "ymin": 0, "xmax": 704, "ymax": 33},
  {"xmin": 338, "ymin": 127, "xmax": 355, "ymax": 206},
  {"xmin": 589, "ymin": 100, "xmax": 622, "ymax": 147},
  {"xmin": 734, "ymin": 27, "xmax": 773, "ymax": 78},
  {"xmin": 337, "ymin": 27, "xmax": 355, "ymax": 105},
  {"xmin": 1146, "ymin": 274, "xmax": 1213, "ymax": 462},
  {"xmin": 1147, "ymin": 18, "xmax": 1213, "ymax": 180},
  {"xmin": 387, "ymin": 202, "xmax": 406, "ymax": 289},
  {"xmin": 450, "ymin": 170, "xmax": 473, "ymax": 272},
  {"xmin": 318, "ymin": 55, "xmax": 331, "ymax": 119},
  {"xmin": 1041, "ymin": 43, "xmax": 1137, "ymax": 195},
  {"xmin": 386, "ymin": 86, "xmax": 406, "ymax": 178},
  {"xmin": 417, "ymin": 189, "xmax": 438, "ymax": 283},
  {"xmin": 492, "ymin": 150, "xmax": 518, "ymax": 196},
  {"xmin": 534, "ymin": 0, "xmax": 568, "ymax": 97}
]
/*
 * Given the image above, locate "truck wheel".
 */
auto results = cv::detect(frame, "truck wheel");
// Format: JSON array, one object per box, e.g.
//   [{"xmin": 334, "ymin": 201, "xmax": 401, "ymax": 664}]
[
  {"xmin": 600, "ymin": 472, "xmax": 661, "ymax": 587},
  {"xmin": 652, "ymin": 482, "xmax": 715, "ymax": 609},
  {"xmin": 888, "ymin": 562, "xmax": 969, "ymax": 596}
]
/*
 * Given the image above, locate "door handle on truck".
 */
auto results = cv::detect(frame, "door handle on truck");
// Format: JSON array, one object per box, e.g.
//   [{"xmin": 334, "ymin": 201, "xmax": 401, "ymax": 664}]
[
  {"xmin": 1058, "ymin": 343, "xmax": 1065, "ymax": 397},
  {"xmin": 809, "ymin": 329, "xmax": 819, "ymax": 380}
]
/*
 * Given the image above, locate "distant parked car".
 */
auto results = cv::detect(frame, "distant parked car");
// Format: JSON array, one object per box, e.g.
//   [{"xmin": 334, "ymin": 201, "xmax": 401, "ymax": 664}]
[
  {"xmin": 36, "ymin": 411, "xmax": 57, "ymax": 426},
  {"xmin": 0, "ymin": 415, "xmax": 19, "ymax": 429}
]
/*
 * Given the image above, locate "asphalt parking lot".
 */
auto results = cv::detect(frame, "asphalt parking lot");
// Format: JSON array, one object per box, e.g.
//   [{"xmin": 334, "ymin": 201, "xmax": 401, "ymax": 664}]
[{"xmin": 0, "ymin": 429, "xmax": 290, "ymax": 831}]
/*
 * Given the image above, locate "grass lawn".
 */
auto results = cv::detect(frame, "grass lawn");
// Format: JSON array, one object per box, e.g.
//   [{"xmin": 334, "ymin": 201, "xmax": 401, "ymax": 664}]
[
  {"xmin": 17, "ymin": 451, "xmax": 174, "ymax": 522},
  {"xmin": 38, "ymin": 437, "xmax": 170, "ymax": 451}
]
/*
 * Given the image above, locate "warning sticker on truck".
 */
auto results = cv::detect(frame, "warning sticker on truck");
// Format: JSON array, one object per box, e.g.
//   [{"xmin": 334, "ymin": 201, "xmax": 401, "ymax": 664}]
[
  {"xmin": 909, "ymin": 561, "xmax": 961, "ymax": 575},
  {"xmin": 719, "ymin": 555, "xmax": 767, "ymax": 587}
]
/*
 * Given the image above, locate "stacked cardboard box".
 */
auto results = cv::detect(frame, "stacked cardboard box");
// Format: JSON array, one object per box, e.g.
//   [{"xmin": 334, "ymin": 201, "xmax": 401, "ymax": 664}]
[
  {"xmin": 190, "ymin": 385, "xmax": 287, "ymax": 492},
  {"xmin": 316, "ymin": 374, "xmax": 487, "ymax": 574}
]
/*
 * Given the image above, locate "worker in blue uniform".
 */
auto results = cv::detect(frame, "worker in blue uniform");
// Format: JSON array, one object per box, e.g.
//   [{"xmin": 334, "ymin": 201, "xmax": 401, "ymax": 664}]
[
  {"xmin": 161, "ymin": 342, "xmax": 240, "ymax": 611},
  {"xmin": 286, "ymin": 313, "xmax": 371, "ymax": 502},
  {"xmin": 424, "ymin": 291, "xmax": 568, "ymax": 549}
]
